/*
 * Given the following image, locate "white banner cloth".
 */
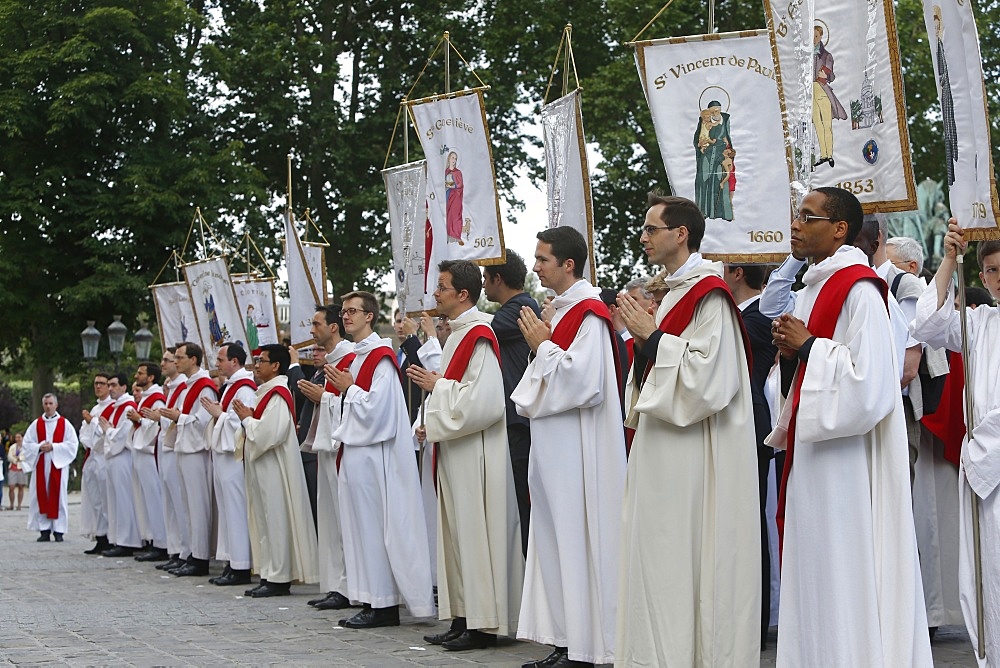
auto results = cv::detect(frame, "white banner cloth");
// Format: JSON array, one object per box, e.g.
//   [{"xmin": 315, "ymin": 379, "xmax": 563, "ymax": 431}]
[
  {"xmin": 233, "ymin": 277, "xmax": 280, "ymax": 350},
  {"xmin": 151, "ymin": 282, "xmax": 197, "ymax": 351},
  {"xmin": 384, "ymin": 160, "xmax": 436, "ymax": 314},
  {"xmin": 182, "ymin": 257, "xmax": 247, "ymax": 369},
  {"xmin": 542, "ymin": 90, "xmax": 595, "ymax": 281}
]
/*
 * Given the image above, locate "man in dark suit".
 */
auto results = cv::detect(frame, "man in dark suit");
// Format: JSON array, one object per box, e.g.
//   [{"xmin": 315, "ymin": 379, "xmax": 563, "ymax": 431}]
[
  {"xmin": 724, "ymin": 263, "xmax": 778, "ymax": 648},
  {"xmin": 286, "ymin": 303, "xmax": 344, "ymax": 528}
]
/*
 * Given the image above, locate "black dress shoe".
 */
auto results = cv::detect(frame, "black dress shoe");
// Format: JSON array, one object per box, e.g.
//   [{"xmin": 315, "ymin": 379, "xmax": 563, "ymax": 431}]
[
  {"xmin": 308, "ymin": 592, "xmax": 334, "ymax": 606},
  {"xmin": 84, "ymin": 543, "xmax": 102, "ymax": 555},
  {"xmin": 102, "ymin": 546, "xmax": 137, "ymax": 557},
  {"xmin": 135, "ymin": 548, "xmax": 169, "ymax": 562},
  {"xmin": 245, "ymin": 580, "xmax": 268, "ymax": 596},
  {"xmin": 550, "ymin": 656, "xmax": 593, "ymax": 668},
  {"xmin": 442, "ymin": 630, "xmax": 497, "ymax": 651},
  {"xmin": 313, "ymin": 591, "xmax": 351, "ymax": 610},
  {"xmin": 162, "ymin": 558, "xmax": 187, "ymax": 572},
  {"xmin": 214, "ymin": 569, "xmax": 252, "ymax": 586},
  {"xmin": 155, "ymin": 555, "xmax": 182, "ymax": 570},
  {"xmin": 250, "ymin": 581, "xmax": 291, "ymax": 598},
  {"xmin": 53, "ymin": 532, "xmax": 64, "ymax": 542},
  {"xmin": 173, "ymin": 559, "xmax": 209, "ymax": 577},
  {"xmin": 523, "ymin": 647, "xmax": 567, "ymax": 668},
  {"xmin": 424, "ymin": 618, "xmax": 466, "ymax": 645},
  {"xmin": 208, "ymin": 564, "xmax": 232, "ymax": 584},
  {"xmin": 339, "ymin": 605, "xmax": 399, "ymax": 629},
  {"xmin": 37, "ymin": 531, "xmax": 51, "ymax": 542}
]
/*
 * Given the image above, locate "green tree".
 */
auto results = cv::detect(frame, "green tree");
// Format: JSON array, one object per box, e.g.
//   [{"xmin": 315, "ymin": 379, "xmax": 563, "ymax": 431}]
[{"xmin": 0, "ymin": 0, "xmax": 264, "ymax": 409}]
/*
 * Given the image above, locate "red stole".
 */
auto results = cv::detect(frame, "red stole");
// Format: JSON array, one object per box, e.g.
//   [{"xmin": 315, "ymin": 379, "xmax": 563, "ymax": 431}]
[
  {"xmin": 252, "ymin": 384, "xmax": 295, "ymax": 420},
  {"xmin": 112, "ymin": 400, "xmax": 138, "ymax": 427},
  {"xmin": 166, "ymin": 381, "xmax": 186, "ymax": 409},
  {"xmin": 643, "ymin": 275, "xmax": 752, "ymax": 382},
  {"xmin": 921, "ymin": 351, "xmax": 964, "ymax": 467},
  {"xmin": 84, "ymin": 402, "xmax": 116, "ymax": 465},
  {"xmin": 221, "ymin": 378, "xmax": 257, "ymax": 412},
  {"xmin": 550, "ymin": 298, "xmax": 623, "ymax": 401},
  {"xmin": 776, "ymin": 265, "xmax": 887, "ymax": 555},
  {"xmin": 35, "ymin": 416, "xmax": 67, "ymax": 520},
  {"xmin": 431, "ymin": 324, "xmax": 501, "ymax": 491},
  {"xmin": 336, "ymin": 347, "xmax": 399, "ymax": 472},
  {"xmin": 181, "ymin": 376, "xmax": 218, "ymax": 414}
]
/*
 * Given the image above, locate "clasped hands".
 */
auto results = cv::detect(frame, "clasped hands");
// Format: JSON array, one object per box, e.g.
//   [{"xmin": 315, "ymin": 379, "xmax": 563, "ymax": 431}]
[{"xmin": 771, "ymin": 313, "xmax": 812, "ymax": 358}]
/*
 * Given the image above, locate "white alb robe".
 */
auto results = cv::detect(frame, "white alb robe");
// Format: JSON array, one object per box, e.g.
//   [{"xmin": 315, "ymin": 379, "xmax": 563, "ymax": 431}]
[
  {"xmin": 22, "ymin": 413, "xmax": 79, "ymax": 534},
  {"xmin": 424, "ymin": 308, "xmax": 524, "ymax": 636},
  {"xmin": 79, "ymin": 397, "xmax": 112, "ymax": 540},
  {"xmin": 913, "ymin": 280, "xmax": 1000, "ymax": 665},
  {"xmin": 103, "ymin": 393, "xmax": 142, "ymax": 548},
  {"xmin": 173, "ymin": 369, "xmax": 215, "ymax": 561},
  {"xmin": 618, "ymin": 262, "xmax": 761, "ymax": 667},
  {"xmin": 210, "ymin": 369, "xmax": 256, "ymax": 570},
  {"xmin": 240, "ymin": 375, "xmax": 318, "ymax": 584},
  {"xmin": 768, "ymin": 246, "xmax": 932, "ymax": 667},
  {"xmin": 158, "ymin": 374, "xmax": 190, "ymax": 558},
  {"xmin": 313, "ymin": 338, "xmax": 356, "ymax": 595},
  {"xmin": 129, "ymin": 386, "xmax": 167, "ymax": 548},
  {"xmin": 331, "ymin": 333, "xmax": 434, "ymax": 617},
  {"xmin": 510, "ymin": 280, "xmax": 627, "ymax": 664}
]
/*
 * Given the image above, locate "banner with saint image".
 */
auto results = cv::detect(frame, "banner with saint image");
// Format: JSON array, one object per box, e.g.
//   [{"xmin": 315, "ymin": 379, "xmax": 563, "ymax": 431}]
[
  {"xmin": 384, "ymin": 160, "xmax": 436, "ymax": 315},
  {"xmin": 232, "ymin": 276, "xmax": 280, "ymax": 351},
  {"xmin": 635, "ymin": 30, "xmax": 791, "ymax": 260},
  {"xmin": 541, "ymin": 89, "xmax": 595, "ymax": 281},
  {"xmin": 151, "ymin": 281, "xmax": 197, "ymax": 351},
  {"xmin": 408, "ymin": 89, "xmax": 506, "ymax": 265},
  {"xmin": 768, "ymin": 0, "xmax": 916, "ymax": 212},
  {"xmin": 921, "ymin": 0, "xmax": 1000, "ymax": 238},
  {"xmin": 182, "ymin": 257, "xmax": 247, "ymax": 369}
]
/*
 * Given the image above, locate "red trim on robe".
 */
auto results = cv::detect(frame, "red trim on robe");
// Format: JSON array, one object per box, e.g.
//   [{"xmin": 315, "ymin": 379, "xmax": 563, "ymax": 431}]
[
  {"xmin": 220, "ymin": 379, "xmax": 257, "ymax": 412},
  {"xmin": 35, "ymin": 416, "xmax": 67, "ymax": 520},
  {"xmin": 336, "ymin": 347, "xmax": 399, "ymax": 473},
  {"xmin": 921, "ymin": 351, "xmax": 964, "ymax": 467},
  {"xmin": 181, "ymin": 377, "xmax": 218, "ymax": 415}
]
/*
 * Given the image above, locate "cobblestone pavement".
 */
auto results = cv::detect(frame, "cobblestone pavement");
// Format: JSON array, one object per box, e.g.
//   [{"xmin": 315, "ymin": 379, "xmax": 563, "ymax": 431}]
[{"xmin": 0, "ymin": 493, "xmax": 978, "ymax": 666}]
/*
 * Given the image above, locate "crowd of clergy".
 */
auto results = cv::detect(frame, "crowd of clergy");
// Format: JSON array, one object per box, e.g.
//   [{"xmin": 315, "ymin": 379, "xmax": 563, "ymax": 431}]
[{"xmin": 16, "ymin": 185, "xmax": 1000, "ymax": 667}]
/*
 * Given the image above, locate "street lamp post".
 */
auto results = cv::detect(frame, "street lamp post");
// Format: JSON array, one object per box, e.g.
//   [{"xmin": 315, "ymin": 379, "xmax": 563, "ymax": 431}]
[
  {"xmin": 134, "ymin": 318, "xmax": 154, "ymax": 362},
  {"xmin": 80, "ymin": 321, "xmax": 101, "ymax": 362},
  {"xmin": 107, "ymin": 316, "xmax": 127, "ymax": 371}
]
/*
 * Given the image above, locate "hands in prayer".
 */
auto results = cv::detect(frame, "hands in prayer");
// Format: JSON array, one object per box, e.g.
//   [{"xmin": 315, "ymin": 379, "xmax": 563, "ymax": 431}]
[
  {"xmin": 232, "ymin": 400, "xmax": 253, "ymax": 421},
  {"xmin": 126, "ymin": 408, "xmax": 142, "ymax": 424},
  {"xmin": 772, "ymin": 314, "xmax": 811, "ymax": 357},
  {"xmin": 406, "ymin": 365, "xmax": 441, "ymax": 392},
  {"xmin": 298, "ymin": 378, "xmax": 324, "ymax": 404},
  {"xmin": 98, "ymin": 417, "xmax": 112, "ymax": 432},
  {"xmin": 140, "ymin": 407, "xmax": 160, "ymax": 421},
  {"xmin": 616, "ymin": 293, "xmax": 657, "ymax": 344},
  {"xmin": 82, "ymin": 409, "xmax": 93, "ymax": 423},
  {"xmin": 200, "ymin": 396, "xmax": 223, "ymax": 419},
  {"xmin": 38, "ymin": 441, "xmax": 53, "ymax": 453},
  {"xmin": 159, "ymin": 407, "xmax": 181, "ymax": 423},
  {"xmin": 518, "ymin": 305, "xmax": 552, "ymax": 353},
  {"xmin": 326, "ymin": 366, "xmax": 354, "ymax": 393}
]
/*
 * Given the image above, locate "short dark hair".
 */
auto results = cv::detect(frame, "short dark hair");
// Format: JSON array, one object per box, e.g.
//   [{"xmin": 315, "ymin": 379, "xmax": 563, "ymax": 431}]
[
  {"xmin": 977, "ymin": 240, "xmax": 1000, "ymax": 268},
  {"xmin": 536, "ymin": 226, "xmax": 588, "ymax": 278},
  {"xmin": 166, "ymin": 346, "xmax": 177, "ymax": 355},
  {"xmin": 483, "ymin": 250, "xmax": 527, "ymax": 290},
  {"xmin": 729, "ymin": 264, "xmax": 767, "ymax": 290},
  {"xmin": 598, "ymin": 287, "xmax": 617, "ymax": 307},
  {"xmin": 647, "ymin": 192, "xmax": 706, "ymax": 251},
  {"xmin": 178, "ymin": 341, "xmax": 204, "ymax": 365},
  {"xmin": 966, "ymin": 286, "xmax": 995, "ymax": 308},
  {"xmin": 340, "ymin": 291, "xmax": 380, "ymax": 324},
  {"xmin": 259, "ymin": 344, "xmax": 290, "ymax": 375},
  {"xmin": 438, "ymin": 260, "xmax": 483, "ymax": 303},
  {"xmin": 315, "ymin": 303, "xmax": 345, "ymax": 336},
  {"xmin": 140, "ymin": 363, "xmax": 162, "ymax": 386},
  {"xmin": 93, "ymin": 372, "xmax": 110, "ymax": 382},
  {"xmin": 112, "ymin": 372, "xmax": 129, "ymax": 387},
  {"xmin": 815, "ymin": 187, "xmax": 863, "ymax": 245},
  {"xmin": 221, "ymin": 343, "xmax": 247, "ymax": 367}
]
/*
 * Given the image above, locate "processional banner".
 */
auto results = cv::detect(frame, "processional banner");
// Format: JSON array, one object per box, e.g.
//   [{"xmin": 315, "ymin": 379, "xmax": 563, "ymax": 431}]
[
  {"xmin": 284, "ymin": 214, "xmax": 326, "ymax": 348},
  {"xmin": 635, "ymin": 30, "xmax": 791, "ymax": 261},
  {"xmin": 182, "ymin": 257, "xmax": 247, "ymax": 369},
  {"xmin": 232, "ymin": 277, "xmax": 280, "ymax": 351},
  {"xmin": 408, "ymin": 89, "xmax": 506, "ymax": 266},
  {"xmin": 151, "ymin": 282, "xmax": 197, "ymax": 351},
  {"xmin": 767, "ymin": 0, "xmax": 916, "ymax": 212},
  {"xmin": 384, "ymin": 160, "xmax": 435, "ymax": 315},
  {"xmin": 541, "ymin": 90, "xmax": 595, "ymax": 281},
  {"xmin": 921, "ymin": 0, "xmax": 1000, "ymax": 238}
]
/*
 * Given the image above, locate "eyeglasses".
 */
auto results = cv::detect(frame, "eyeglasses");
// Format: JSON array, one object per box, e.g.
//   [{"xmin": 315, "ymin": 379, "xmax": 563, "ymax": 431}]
[
  {"xmin": 252, "ymin": 356, "xmax": 277, "ymax": 366},
  {"xmin": 339, "ymin": 307, "xmax": 368, "ymax": 318},
  {"xmin": 796, "ymin": 211, "xmax": 833, "ymax": 223},
  {"xmin": 435, "ymin": 284, "xmax": 457, "ymax": 293},
  {"xmin": 641, "ymin": 225, "xmax": 681, "ymax": 236},
  {"xmin": 93, "ymin": 381, "xmax": 107, "ymax": 386}
]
